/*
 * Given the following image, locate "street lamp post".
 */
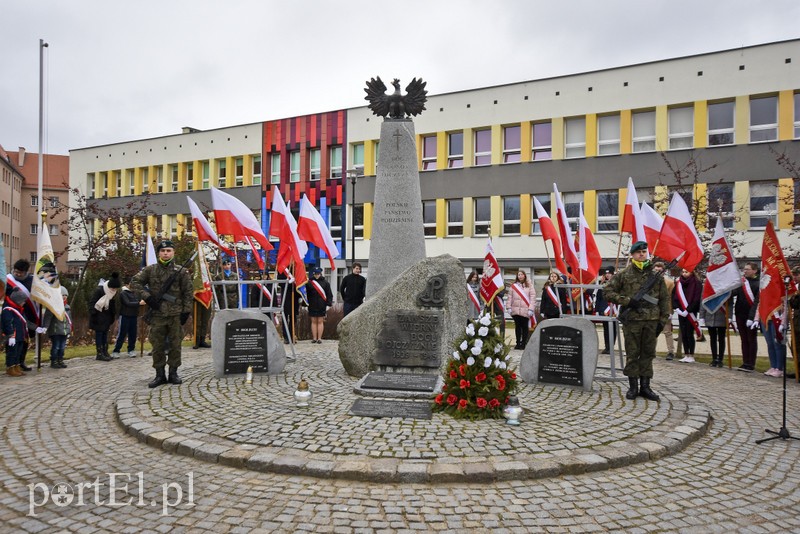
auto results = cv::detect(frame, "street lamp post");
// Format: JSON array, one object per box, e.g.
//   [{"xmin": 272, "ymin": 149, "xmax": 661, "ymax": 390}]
[{"xmin": 346, "ymin": 169, "xmax": 362, "ymax": 268}]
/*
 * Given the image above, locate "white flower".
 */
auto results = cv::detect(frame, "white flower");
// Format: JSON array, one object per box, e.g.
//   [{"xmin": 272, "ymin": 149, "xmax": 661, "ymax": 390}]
[
  {"xmin": 466, "ymin": 324, "xmax": 475, "ymax": 337},
  {"xmin": 494, "ymin": 344, "xmax": 502, "ymax": 354},
  {"xmin": 467, "ymin": 356, "xmax": 476, "ymax": 366},
  {"xmin": 478, "ymin": 326, "xmax": 489, "ymax": 337},
  {"xmin": 499, "ymin": 361, "xmax": 507, "ymax": 370},
  {"xmin": 473, "ymin": 339, "xmax": 483, "ymax": 350},
  {"xmin": 494, "ymin": 358, "xmax": 501, "ymax": 367},
  {"xmin": 494, "ymin": 327, "xmax": 499, "ymax": 335},
  {"xmin": 452, "ymin": 351, "xmax": 460, "ymax": 361},
  {"xmin": 504, "ymin": 353, "xmax": 511, "ymax": 361},
  {"xmin": 484, "ymin": 356, "xmax": 492, "ymax": 368},
  {"xmin": 479, "ymin": 314, "xmax": 492, "ymax": 326},
  {"xmin": 460, "ymin": 340, "xmax": 468, "ymax": 351},
  {"xmin": 470, "ymin": 346, "xmax": 482, "ymax": 356}
]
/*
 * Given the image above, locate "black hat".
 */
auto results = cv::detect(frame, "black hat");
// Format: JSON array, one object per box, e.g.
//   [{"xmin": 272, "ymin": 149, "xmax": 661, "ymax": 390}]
[
  {"xmin": 604, "ymin": 266, "xmax": 615, "ymax": 275},
  {"xmin": 108, "ymin": 272, "xmax": 122, "ymax": 289},
  {"xmin": 312, "ymin": 267, "xmax": 323, "ymax": 275},
  {"xmin": 156, "ymin": 239, "xmax": 175, "ymax": 253},
  {"xmin": 221, "ymin": 258, "xmax": 232, "ymax": 265},
  {"xmin": 630, "ymin": 241, "xmax": 648, "ymax": 254}
]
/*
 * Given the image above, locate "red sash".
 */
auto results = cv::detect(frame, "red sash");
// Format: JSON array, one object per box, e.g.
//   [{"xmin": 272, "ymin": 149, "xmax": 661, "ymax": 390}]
[
  {"xmin": 3, "ymin": 306, "xmax": 28, "ymax": 339},
  {"xmin": 741, "ymin": 277, "xmax": 755, "ymax": 306},
  {"xmin": 676, "ymin": 281, "xmax": 701, "ymax": 336},
  {"xmin": 467, "ymin": 284, "xmax": 481, "ymax": 312},
  {"xmin": 545, "ymin": 286, "xmax": 561, "ymax": 309},
  {"xmin": 6, "ymin": 274, "xmax": 39, "ymax": 322},
  {"xmin": 310, "ymin": 280, "xmax": 327, "ymax": 301},
  {"xmin": 512, "ymin": 283, "xmax": 535, "ymax": 328}
]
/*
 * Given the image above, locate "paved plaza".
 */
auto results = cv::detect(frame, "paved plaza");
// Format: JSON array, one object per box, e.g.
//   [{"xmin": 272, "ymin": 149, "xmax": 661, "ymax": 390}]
[{"xmin": 1, "ymin": 339, "xmax": 800, "ymax": 533}]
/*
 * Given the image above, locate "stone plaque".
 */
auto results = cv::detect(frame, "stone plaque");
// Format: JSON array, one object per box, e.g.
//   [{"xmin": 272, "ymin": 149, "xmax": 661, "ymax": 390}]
[
  {"xmin": 538, "ymin": 324, "xmax": 583, "ymax": 387},
  {"xmin": 373, "ymin": 309, "xmax": 443, "ymax": 368},
  {"xmin": 361, "ymin": 371, "xmax": 439, "ymax": 392},
  {"xmin": 349, "ymin": 398, "xmax": 432, "ymax": 420},
  {"xmin": 224, "ymin": 318, "xmax": 268, "ymax": 374}
]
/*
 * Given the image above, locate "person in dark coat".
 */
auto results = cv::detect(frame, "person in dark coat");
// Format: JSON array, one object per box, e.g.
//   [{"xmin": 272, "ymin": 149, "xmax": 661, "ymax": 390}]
[
  {"xmin": 111, "ymin": 277, "xmax": 143, "ymax": 357},
  {"xmin": 278, "ymin": 271, "xmax": 301, "ymax": 344},
  {"xmin": 89, "ymin": 273, "xmax": 122, "ymax": 361},
  {"xmin": 540, "ymin": 271, "xmax": 569, "ymax": 319},
  {"xmin": 733, "ymin": 262, "xmax": 759, "ymax": 372},
  {"xmin": 2, "ymin": 289, "xmax": 29, "ymax": 376},
  {"xmin": 307, "ymin": 267, "xmax": 333, "ymax": 343},
  {"xmin": 673, "ymin": 268, "xmax": 702, "ymax": 362},
  {"xmin": 339, "ymin": 263, "xmax": 366, "ymax": 316},
  {"xmin": 8, "ymin": 259, "xmax": 36, "ymax": 371},
  {"xmin": 594, "ymin": 267, "xmax": 619, "ymax": 354}
]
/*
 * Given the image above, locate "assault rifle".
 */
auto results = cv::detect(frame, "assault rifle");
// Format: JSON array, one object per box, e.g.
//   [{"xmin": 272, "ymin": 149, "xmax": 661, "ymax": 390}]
[
  {"xmin": 145, "ymin": 250, "xmax": 198, "ymax": 311},
  {"xmin": 617, "ymin": 251, "xmax": 685, "ymax": 325}
]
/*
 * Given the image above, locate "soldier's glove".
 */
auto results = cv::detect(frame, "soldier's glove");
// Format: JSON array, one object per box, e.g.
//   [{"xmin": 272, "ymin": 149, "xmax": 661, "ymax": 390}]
[
  {"xmin": 625, "ymin": 297, "xmax": 641, "ymax": 310},
  {"xmin": 145, "ymin": 296, "xmax": 161, "ymax": 311},
  {"xmin": 180, "ymin": 312, "xmax": 190, "ymax": 325},
  {"xmin": 8, "ymin": 338, "xmax": 16, "ymax": 347}
]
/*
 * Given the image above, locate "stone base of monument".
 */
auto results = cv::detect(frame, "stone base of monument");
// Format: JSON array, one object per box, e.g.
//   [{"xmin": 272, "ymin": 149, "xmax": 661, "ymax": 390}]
[
  {"xmin": 519, "ymin": 317, "xmax": 599, "ymax": 392},
  {"xmin": 353, "ymin": 370, "xmax": 443, "ymax": 400},
  {"xmin": 211, "ymin": 309, "xmax": 287, "ymax": 378}
]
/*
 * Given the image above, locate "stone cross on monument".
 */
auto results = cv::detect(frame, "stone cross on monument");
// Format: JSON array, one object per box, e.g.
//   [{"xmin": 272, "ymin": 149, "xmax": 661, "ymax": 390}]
[{"xmin": 362, "ymin": 76, "xmax": 429, "ymax": 298}]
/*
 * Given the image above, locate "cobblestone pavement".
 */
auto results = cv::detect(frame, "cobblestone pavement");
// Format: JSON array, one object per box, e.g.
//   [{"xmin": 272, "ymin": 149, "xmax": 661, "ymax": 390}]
[{"xmin": 1, "ymin": 342, "xmax": 799, "ymax": 533}]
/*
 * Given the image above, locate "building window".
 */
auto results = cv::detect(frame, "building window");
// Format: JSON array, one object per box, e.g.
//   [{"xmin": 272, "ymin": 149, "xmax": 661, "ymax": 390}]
[
  {"xmin": 668, "ymin": 106, "xmax": 694, "ymax": 149},
  {"xmin": 750, "ymin": 96, "xmax": 778, "ymax": 143},
  {"xmin": 114, "ymin": 171, "xmax": 122, "ymax": 196},
  {"xmin": 565, "ymin": 117, "xmax": 586, "ymax": 159},
  {"xmin": 422, "ymin": 200, "xmax": 436, "ymax": 237},
  {"xmin": 446, "ymin": 198, "xmax": 463, "ymax": 236},
  {"xmin": 154, "ymin": 167, "xmax": 163, "ymax": 193},
  {"xmin": 351, "ymin": 143, "xmax": 364, "ymax": 171},
  {"xmin": 668, "ymin": 187, "xmax": 694, "ymax": 213},
  {"xmin": 597, "ymin": 190, "xmax": 619, "ymax": 232},
  {"xmin": 708, "ymin": 183, "xmax": 734, "ymax": 229},
  {"xmin": 503, "ymin": 125, "xmax": 521, "ymax": 163},
  {"xmin": 795, "ymin": 93, "xmax": 800, "ymax": 139},
  {"xmin": 474, "ymin": 129, "xmax": 491, "ymax": 166},
  {"xmin": 708, "ymin": 101, "xmax": 735, "ymax": 146},
  {"xmin": 597, "ymin": 114, "xmax": 620, "ymax": 156},
  {"xmin": 235, "ymin": 158, "xmax": 244, "ymax": 187},
  {"xmin": 352, "ymin": 204, "xmax": 364, "ymax": 239},
  {"xmin": 88, "ymin": 174, "xmax": 95, "ymax": 197},
  {"xmin": 270, "ymin": 154, "xmax": 281, "ymax": 184},
  {"xmin": 532, "ymin": 194, "xmax": 551, "ymax": 234},
  {"xmin": 49, "ymin": 224, "xmax": 58, "ymax": 236},
  {"xmin": 750, "ymin": 182, "xmax": 777, "ymax": 229},
  {"xmin": 329, "ymin": 205, "xmax": 342, "ymax": 240},
  {"xmin": 31, "ymin": 195, "xmax": 38, "ymax": 207},
  {"xmin": 186, "ymin": 163, "xmax": 194, "ymax": 190},
  {"xmin": 141, "ymin": 169, "xmax": 149, "ymax": 193},
  {"xmin": 422, "ymin": 136, "xmax": 437, "ymax": 171},
  {"xmin": 474, "ymin": 197, "xmax": 491, "ymax": 235},
  {"xmin": 532, "ymin": 122, "xmax": 552, "ymax": 161},
  {"xmin": 167, "ymin": 215, "xmax": 178, "ymax": 237},
  {"xmin": 171, "ymin": 165, "xmax": 179, "ymax": 191},
  {"xmin": 252, "ymin": 156, "xmax": 261, "ymax": 186},
  {"xmin": 329, "ymin": 146, "xmax": 342, "ymax": 178},
  {"xmin": 127, "ymin": 170, "xmax": 135, "ymax": 195},
  {"xmin": 448, "ymin": 132, "xmax": 463, "ymax": 168},
  {"xmin": 30, "ymin": 224, "xmax": 38, "ymax": 234},
  {"xmin": 30, "ymin": 251, "xmax": 36, "ymax": 263},
  {"xmin": 201, "ymin": 162, "xmax": 209, "ymax": 189},
  {"xmin": 289, "ymin": 151, "xmax": 300, "ymax": 183},
  {"xmin": 563, "ymin": 192, "xmax": 583, "ymax": 232},
  {"xmin": 374, "ymin": 141, "xmax": 380, "ymax": 171},
  {"xmin": 502, "ymin": 196, "xmax": 520, "ymax": 235},
  {"xmin": 632, "ymin": 110, "xmax": 656, "ymax": 152},
  {"xmin": 309, "ymin": 149, "xmax": 321, "ymax": 181},
  {"xmin": 217, "ymin": 159, "xmax": 226, "ymax": 188},
  {"xmin": 49, "ymin": 196, "xmax": 58, "ymax": 208}
]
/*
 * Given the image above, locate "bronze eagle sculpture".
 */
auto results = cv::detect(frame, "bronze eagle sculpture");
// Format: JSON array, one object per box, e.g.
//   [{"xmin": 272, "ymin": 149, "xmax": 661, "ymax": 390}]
[{"xmin": 364, "ymin": 76, "xmax": 428, "ymax": 119}]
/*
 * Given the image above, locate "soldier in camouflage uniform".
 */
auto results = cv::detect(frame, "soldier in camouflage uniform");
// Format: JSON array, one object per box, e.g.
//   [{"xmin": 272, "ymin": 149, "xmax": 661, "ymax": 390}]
[
  {"xmin": 131, "ymin": 240, "xmax": 193, "ymax": 388},
  {"xmin": 214, "ymin": 259, "xmax": 240, "ymax": 310},
  {"xmin": 603, "ymin": 241, "xmax": 671, "ymax": 401}
]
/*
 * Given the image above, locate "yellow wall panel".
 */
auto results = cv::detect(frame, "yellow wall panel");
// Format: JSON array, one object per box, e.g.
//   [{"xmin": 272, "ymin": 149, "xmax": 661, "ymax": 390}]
[
  {"xmin": 655, "ymin": 105, "xmax": 668, "ymax": 151},
  {"xmin": 734, "ymin": 95, "xmax": 749, "ymax": 145},
  {"xmin": 490, "ymin": 195, "xmax": 502, "ymax": 237},
  {"xmin": 243, "ymin": 155, "xmax": 253, "ymax": 187},
  {"xmin": 734, "ymin": 181, "xmax": 749, "ymax": 231},
  {"xmin": 133, "ymin": 167, "xmax": 142, "ymax": 196},
  {"xmin": 365, "ymin": 140, "xmax": 376, "ymax": 176},
  {"xmin": 694, "ymin": 183, "xmax": 708, "ymax": 232},
  {"xmin": 778, "ymin": 90, "xmax": 795, "ymax": 141},
  {"xmin": 463, "ymin": 196, "xmax": 474, "ymax": 237},
  {"xmin": 520, "ymin": 121, "xmax": 532, "ymax": 163},
  {"xmin": 620, "ymin": 110, "xmax": 632, "ymax": 154},
  {"xmin": 436, "ymin": 198, "xmax": 446, "ymax": 237},
  {"xmin": 585, "ymin": 114, "xmax": 597, "ymax": 158},
  {"xmin": 778, "ymin": 178, "xmax": 793, "ymax": 229},
  {"xmin": 178, "ymin": 162, "xmax": 187, "ymax": 192},
  {"xmin": 193, "ymin": 160, "xmax": 201, "ymax": 190},
  {"xmin": 437, "ymin": 131, "xmax": 447, "ymax": 170},
  {"xmin": 520, "ymin": 194, "xmax": 532, "ymax": 235},
  {"xmin": 491, "ymin": 124, "xmax": 502, "ymax": 165},
  {"xmin": 551, "ymin": 118, "xmax": 564, "ymax": 160},
  {"xmin": 694, "ymin": 101, "xmax": 708, "ymax": 149},
  {"xmin": 225, "ymin": 156, "xmax": 235, "ymax": 188},
  {"xmin": 363, "ymin": 203, "xmax": 373, "ymax": 240},
  {"xmin": 583, "ymin": 190, "xmax": 597, "ymax": 232}
]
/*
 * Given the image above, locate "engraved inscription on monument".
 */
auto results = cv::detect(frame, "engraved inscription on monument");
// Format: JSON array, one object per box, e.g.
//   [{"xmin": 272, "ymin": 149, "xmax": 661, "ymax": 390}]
[
  {"xmin": 349, "ymin": 398, "xmax": 433, "ymax": 420},
  {"xmin": 361, "ymin": 371, "xmax": 439, "ymax": 392},
  {"xmin": 224, "ymin": 318, "xmax": 269, "ymax": 374},
  {"xmin": 373, "ymin": 310, "xmax": 443, "ymax": 368},
  {"xmin": 379, "ymin": 201, "xmax": 414, "ymax": 225},
  {"xmin": 538, "ymin": 325, "xmax": 583, "ymax": 387}
]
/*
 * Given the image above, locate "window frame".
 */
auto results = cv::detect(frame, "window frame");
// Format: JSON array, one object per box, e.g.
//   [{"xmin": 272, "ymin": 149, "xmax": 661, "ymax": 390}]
[
  {"xmin": 446, "ymin": 198, "xmax": 463, "ymax": 237},
  {"xmin": 422, "ymin": 135, "xmax": 437, "ymax": 171},
  {"xmin": 749, "ymin": 181, "xmax": 777, "ymax": 229},
  {"xmin": 707, "ymin": 183, "xmax": 735, "ymax": 230},
  {"xmin": 329, "ymin": 205, "xmax": 342, "ymax": 240},
  {"xmin": 252, "ymin": 155, "xmax": 262, "ymax": 185},
  {"xmin": 708, "ymin": 100, "xmax": 736, "ymax": 146},
  {"xmin": 473, "ymin": 197, "xmax": 491, "ymax": 236},
  {"xmin": 473, "ymin": 129, "xmax": 491, "ymax": 166},
  {"xmin": 596, "ymin": 189, "xmax": 620, "ymax": 233},
  {"xmin": 270, "ymin": 154, "xmax": 281, "ymax": 185},
  {"xmin": 668, "ymin": 106, "xmax": 694, "ymax": 150},
  {"xmin": 422, "ymin": 200, "xmax": 437, "ymax": 237},
  {"xmin": 749, "ymin": 95, "xmax": 778, "ymax": 143},
  {"xmin": 632, "ymin": 110, "xmax": 656, "ymax": 153},
  {"xmin": 289, "ymin": 151, "xmax": 301, "ymax": 183},
  {"xmin": 564, "ymin": 117, "xmax": 586, "ymax": 159},
  {"xmin": 235, "ymin": 157, "xmax": 244, "ymax": 187},
  {"xmin": 186, "ymin": 163, "xmax": 194, "ymax": 191},
  {"xmin": 502, "ymin": 196, "xmax": 521, "ymax": 235},
  {"xmin": 597, "ymin": 114, "xmax": 621, "ymax": 156},
  {"xmin": 216, "ymin": 160, "xmax": 226, "ymax": 188},
  {"xmin": 30, "ymin": 195, "xmax": 39, "ymax": 207},
  {"xmin": 447, "ymin": 132, "xmax": 463, "ymax": 168},
  {"xmin": 309, "ymin": 149, "xmax": 321, "ymax": 181},
  {"xmin": 531, "ymin": 121, "xmax": 552, "ymax": 161},
  {"xmin": 502, "ymin": 125, "xmax": 521, "ymax": 164},
  {"xmin": 329, "ymin": 145, "xmax": 343, "ymax": 179}
]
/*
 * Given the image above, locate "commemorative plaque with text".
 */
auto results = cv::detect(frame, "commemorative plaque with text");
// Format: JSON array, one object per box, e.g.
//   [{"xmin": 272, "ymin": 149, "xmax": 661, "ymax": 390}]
[
  {"xmin": 373, "ymin": 310, "xmax": 443, "ymax": 368},
  {"xmin": 349, "ymin": 398, "xmax": 433, "ymax": 420},
  {"xmin": 224, "ymin": 318, "xmax": 269, "ymax": 374},
  {"xmin": 538, "ymin": 324, "xmax": 583, "ymax": 387}
]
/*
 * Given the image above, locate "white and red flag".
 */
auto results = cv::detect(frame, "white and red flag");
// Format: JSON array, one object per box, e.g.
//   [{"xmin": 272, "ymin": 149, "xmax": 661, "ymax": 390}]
[
  {"xmin": 210, "ymin": 186, "xmax": 272, "ymax": 269},
  {"xmin": 640, "ymin": 202, "xmax": 663, "ymax": 253},
  {"xmin": 297, "ymin": 194, "xmax": 339, "ymax": 270},
  {"xmin": 480, "ymin": 239, "xmax": 504, "ymax": 305},
  {"xmin": 701, "ymin": 217, "xmax": 740, "ymax": 313},
  {"xmin": 758, "ymin": 221, "xmax": 797, "ymax": 340},
  {"xmin": 621, "ymin": 177, "xmax": 647, "ymax": 245},
  {"xmin": 269, "ymin": 187, "xmax": 308, "ymax": 286},
  {"xmin": 187, "ymin": 196, "xmax": 233, "ymax": 255},
  {"xmin": 554, "ymin": 183, "xmax": 579, "ymax": 278},
  {"xmin": 145, "ymin": 235, "xmax": 157, "ymax": 266},
  {"xmin": 574, "ymin": 204, "xmax": 602, "ymax": 284},
  {"xmin": 533, "ymin": 196, "xmax": 567, "ymax": 275},
  {"xmin": 653, "ymin": 192, "xmax": 703, "ymax": 272},
  {"xmin": 30, "ymin": 220, "xmax": 64, "ymax": 321},
  {"xmin": 192, "ymin": 243, "xmax": 213, "ymax": 309}
]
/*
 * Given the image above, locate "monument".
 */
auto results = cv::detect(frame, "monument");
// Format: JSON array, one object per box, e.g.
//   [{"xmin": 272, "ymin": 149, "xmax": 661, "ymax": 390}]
[
  {"xmin": 211, "ymin": 309, "xmax": 287, "ymax": 378},
  {"xmin": 363, "ymin": 77, "xmax": 428, "ymax": 299}
]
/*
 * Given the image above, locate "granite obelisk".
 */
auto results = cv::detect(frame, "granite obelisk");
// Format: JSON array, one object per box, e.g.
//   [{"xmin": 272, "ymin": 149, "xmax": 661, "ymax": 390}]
[{"xmin": 365, "ymin": 119, "xmax": 427, "ymax": 298}]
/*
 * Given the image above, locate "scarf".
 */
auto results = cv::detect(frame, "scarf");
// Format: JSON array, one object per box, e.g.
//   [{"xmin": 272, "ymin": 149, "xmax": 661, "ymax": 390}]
[{"xmin": 94, "ymin": 281, "xmax": 117, "ymax": 312}]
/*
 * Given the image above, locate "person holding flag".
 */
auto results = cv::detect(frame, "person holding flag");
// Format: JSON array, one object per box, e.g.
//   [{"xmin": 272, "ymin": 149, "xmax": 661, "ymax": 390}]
[
  {"xmin": 192, "ymin": 250, "xmax": 214, "ymax": 349},
  {"xmin": 307, "ymin": 267, "xmax": 333, "ymax": 343},
  {"xmin": 603, "ymin": 241, "xmax": 671, "ymax": 402},
  {"xmin": 7, "ymin": 259, "xmax": 36, "ymax": 371},
  {"xmin": 466, "ymin": 271, "xmax": 481, "ymax": 321},
  {"xmin": 673, "ymin": 268, "xmax": 702, "ymax": 363},
  {"xmin": 733, "ymin": 262, "xmax": 760, "ymax": 372},
  {"xmin": 508, "ymin": 270, "xmax": 536, "ymax": 350}
]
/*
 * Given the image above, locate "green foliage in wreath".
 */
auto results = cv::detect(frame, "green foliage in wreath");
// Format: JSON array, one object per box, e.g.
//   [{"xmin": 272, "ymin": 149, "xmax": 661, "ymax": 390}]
[{"xmin": 432, "ymin": 312, "xmax": 519, "ymax": 420}]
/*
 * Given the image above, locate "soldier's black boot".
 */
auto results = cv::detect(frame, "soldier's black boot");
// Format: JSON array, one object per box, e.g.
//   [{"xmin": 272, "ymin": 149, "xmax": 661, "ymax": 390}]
[
  {"xmin": 168, "ymin": 367, "xmax": 183, "ymax": 385},
  {"xmin": 625, "ymin": 377, "xmax": 639, "ymax": 400},
  {"xmin": 639, "ymin": 377, "xmax": 660, "ymax": 401},
  {"xmin": 148, "ymin": 368, "xmax": 168, "ymax": 388}
]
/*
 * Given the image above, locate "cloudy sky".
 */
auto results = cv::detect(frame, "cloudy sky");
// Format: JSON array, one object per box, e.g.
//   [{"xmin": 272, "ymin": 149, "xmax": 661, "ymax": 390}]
[{"xmin": 1, "ymin": 0, "xmax": 798, "ymax": 155}]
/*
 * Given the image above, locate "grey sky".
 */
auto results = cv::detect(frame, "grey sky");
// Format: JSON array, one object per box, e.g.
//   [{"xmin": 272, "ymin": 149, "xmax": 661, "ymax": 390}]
[{"xmin": 1, "ymin": 0, "xmax": 798, "ymax": 155}]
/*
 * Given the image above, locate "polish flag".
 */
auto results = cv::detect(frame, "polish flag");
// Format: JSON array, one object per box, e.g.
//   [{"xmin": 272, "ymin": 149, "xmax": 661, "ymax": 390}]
[
  {"xmin": 554, "ymin": 184, "xmax": 579, "ymax": 278},
  {"xmin": 575, "ymin": 204, "xmax": 602, "ymax": 284},
  {"xmin": 654, "ymin": 193, "xmax": 703, "ymax": 272},
  {"xmin": 640, "ymin": 202, "xmax": 663, "ymax": 253},
  {"xmin": 533, "ymin": 196, "xmax": 567, "ymax": 275},
  {"xmin": 145, "ymin": 235, "xmax": 157, "ymax": 266},
  {"xmin": 480, "ymin": 239, "xmax": 504, "ymax": 305},
  {"xmin": 269, "ymin": 187, "xmax": 308, "ymax": 286},
  {"xmin": 210, "ymin": 187, "xmax": 273, "ymax": 253},
  {"xmin": 758, "ymin": 221, "xmax": 797, "ymax": 325},
  {"xmin": 297, "ymin": 194, "xmax": 339, "ymax": 270},
  {"xmin": 621, "ymin": 177, "xmax": 647, "ymax": 244},
  {"xmin": 187, "ymin": 197, "xmax": 233, "ymax": 255},
  {"xmin": 701, "ymin": 217, "xmax": 741, "ymax": 313}
]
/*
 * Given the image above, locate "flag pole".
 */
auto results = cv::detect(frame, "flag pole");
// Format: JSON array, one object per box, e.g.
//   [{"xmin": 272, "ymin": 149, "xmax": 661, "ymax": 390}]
[
  {"xmin": 233, "ymin": 242, "xmax": 242, "ymax": 310},
  {"xmin": 35, "ymin": 212, "xmax": 45, "ymax": 370}
]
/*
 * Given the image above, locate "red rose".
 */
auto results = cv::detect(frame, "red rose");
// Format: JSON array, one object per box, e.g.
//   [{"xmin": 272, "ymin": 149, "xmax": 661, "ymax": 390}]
[
  {"xmin": 449, "ymin": 370, "xmax": 458, "ymax": 379},
  {"xmin": 458, "ymin": 399, "xmax": 468, "ymax": 409},
  {"xmin": 496, "ymin": 376, "xmax": 506, "ymax": 391},
  {"xmin": 447, "ymin": 394, "xmax": 457, "ymax": 405},
  {"xmin": 434, "ymin": 394, "xmax": 443, "ymax": 405},
  {"xmin": 459, "ymin": 364, "xmax": 466, "ymax": 376},
  {"xmin": 489, "ymin": 398, "xmax": 500, "ymax": 408},
  {"xmin": 510, "ymin": 372, "xmax": 517, "ymax": 380},
  {"xmin": 475, "ymin": 372, "xmax": 487, "ymax": 383},
  {"xmin": 459, "ymin": 379, "xmax": 471, "ymax": 389},
  {"xmin": 476, "ymin": 397, "xmax": 488, "ymax": 408}
]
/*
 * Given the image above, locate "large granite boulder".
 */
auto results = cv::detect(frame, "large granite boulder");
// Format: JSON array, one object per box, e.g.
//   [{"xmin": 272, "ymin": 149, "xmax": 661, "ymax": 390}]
[{"xmin": 338, "ymin": 254, "xmax": 468, "ymax": 377}]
